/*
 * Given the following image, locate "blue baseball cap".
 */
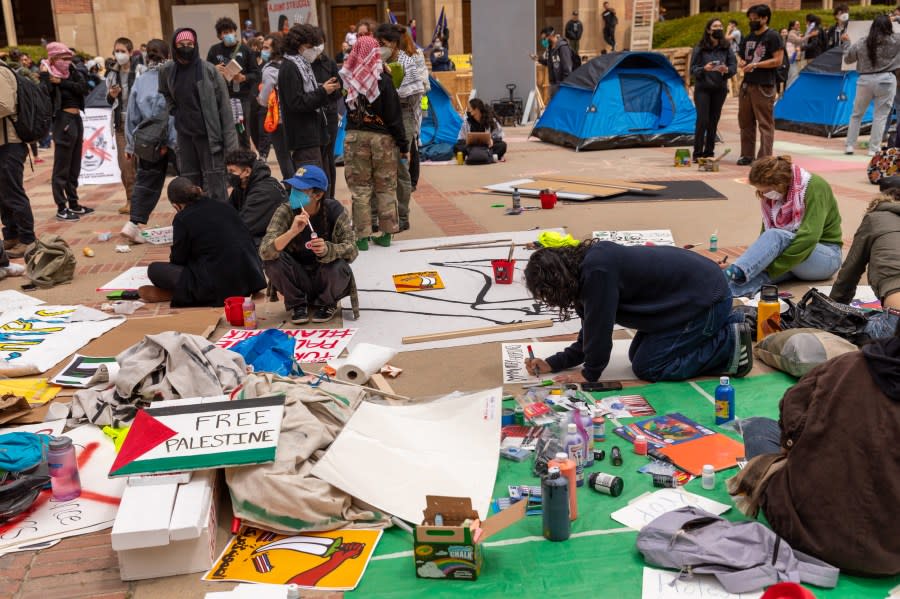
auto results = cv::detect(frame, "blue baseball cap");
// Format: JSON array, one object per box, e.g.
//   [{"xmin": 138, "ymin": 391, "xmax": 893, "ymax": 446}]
[{"xmin": 284, "ymin": 165, "xmax": 329, "ymax": 191}]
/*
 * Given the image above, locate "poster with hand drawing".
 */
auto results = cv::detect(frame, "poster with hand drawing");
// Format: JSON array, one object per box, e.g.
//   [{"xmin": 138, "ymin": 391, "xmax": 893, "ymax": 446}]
[
  {"xmin": 592, "ymin": 230, "xmax": 675, "ymax": 246},
  {"xmin": 342, "ymin": 231, "xmax": 582, "ymax": 351}
]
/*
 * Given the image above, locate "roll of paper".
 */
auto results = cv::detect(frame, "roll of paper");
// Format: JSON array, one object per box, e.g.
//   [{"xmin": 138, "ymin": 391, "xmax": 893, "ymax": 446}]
[{"xmin": 333, "ymin": 343, "xmax": 398, "ymax": 384}]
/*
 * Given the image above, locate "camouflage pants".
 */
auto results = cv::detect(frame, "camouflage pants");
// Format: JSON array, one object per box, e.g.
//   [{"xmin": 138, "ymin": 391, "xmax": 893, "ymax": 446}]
[
  {"xmin": 396, "ymin": 98, "xmax": 420, "ymax": 230},
  {"xmin": 344, "ymin": 130, "xmax": 399, "ymax": 238}
]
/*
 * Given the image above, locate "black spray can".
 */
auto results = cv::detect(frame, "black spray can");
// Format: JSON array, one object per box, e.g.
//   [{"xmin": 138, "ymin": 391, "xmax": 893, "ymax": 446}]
[
  {"xmin": 588, "ymin": 472, "xmax": 624, "ymax": 497},
  {"xmin": 542, "ymin": 466, "xmax": 570, "ymax": 541}
]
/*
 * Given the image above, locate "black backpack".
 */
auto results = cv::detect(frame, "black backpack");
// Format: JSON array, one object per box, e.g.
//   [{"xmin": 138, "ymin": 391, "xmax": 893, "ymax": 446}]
[
  {"xmin": 132, "ymin": 110, "xmax": 170, "ymax": 163},
  {"xmin": 775, "ymin": 48, "xmax": 790, "ymax": 84},
  {"xmin": 0, "ymin": 63, "xmax": 52, "ymax": 143}
]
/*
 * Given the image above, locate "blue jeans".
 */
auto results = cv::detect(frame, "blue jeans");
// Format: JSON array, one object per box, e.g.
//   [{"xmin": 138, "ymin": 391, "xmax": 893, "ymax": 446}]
[
  {"xmin": 865, "ymin": 311, "xmax": 899, "ymax": 339},
  {"xmin": 628, "ymin": 297, "xmax": 741, "ymax": 382},
  {"xmin": 729, "ymin": 228, "xmax": 842, "ymax": 297},
  {"xmin": 740, "ymin": 416, "xmax": 781, "ymax": 459}
]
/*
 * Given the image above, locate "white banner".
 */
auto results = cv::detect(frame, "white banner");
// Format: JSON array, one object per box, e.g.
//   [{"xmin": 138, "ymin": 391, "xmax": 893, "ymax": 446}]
[
  {"xmin": 78, "ymin": 108, "xmax": 121, "ymax": 186},
  {"xmin": 267, "ymin": 0, "xmax": 317, "ymax": 34}
]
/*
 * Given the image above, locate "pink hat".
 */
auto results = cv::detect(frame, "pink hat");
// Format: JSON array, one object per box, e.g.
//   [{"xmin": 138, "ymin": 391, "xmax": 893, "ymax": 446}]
[
  {"xmin": 45, "ymin": 42, "xmax": 72, "ymax": 58},
  {"xmin": 175, "ymin": 30, "xmax": 196, "ymax": 45}
]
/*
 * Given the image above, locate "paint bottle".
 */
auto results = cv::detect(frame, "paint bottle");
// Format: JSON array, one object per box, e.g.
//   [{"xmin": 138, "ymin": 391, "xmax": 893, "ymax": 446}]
[
  {"xmin": 48, "ymin": 436, "xmax": 81, "ymax": 501},
  {"xmin": 576, "ymin": 407, "xmax": 594, "ymax": 467},
  {"xmin": 757, "ymin": 284, "xmax": 781, "ymax": 341},
  {"xmin": 456, "ymin": 151, "xmax": 464, "ymax": 165},
  {"xmin": 592, "ymin": 416, "xmax": 606, "ymax": 442},
  {"xmin": 549, "ymin": 452, "xmax": 578, "ymax": 520},
  {"xmin": 511, "ymin": 188, "xmax": 522, "ymax": 212},
  {"xmin": 610, "ymin": 446, "xmax": 623, "ymax": 466},
  {"xmin": 715, "ymin": 376, "xmax": 735, "ymax": 426},
  {"xmin": 634, "ymin": 434, "xmax": 648, "ymax": 456},
  {"xmin": 541, "ymin": 466, "xmax": 570, "ymax": 542},
  {"xmin": 709, "ymin": 230, "xmax": 718, "ymax": 253},
  {"xmin": 588, "ymin": 472, "xmax": 624, "ymax": 497},
  {"xmin": 563, "ymin": 423, "xmax": 585, "ymax": 487},
  {"xmin": 242, "ymin": 297, "xmax": 257, "ymax": 329},
  {"xmin": 702, "ymin": 464, "xmax": 716, "ymax": 490}
]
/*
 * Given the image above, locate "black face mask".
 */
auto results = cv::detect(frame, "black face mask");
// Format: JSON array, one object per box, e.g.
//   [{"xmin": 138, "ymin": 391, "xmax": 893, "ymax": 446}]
[
  {"xmin": 748, "ymin": 20, "xmax": 762, "ymax": 32},
  {"xmin": 712, "ymin": 29, "xmax": 725, "ymax": 40},
  {"xmin": 175, "ymin": 46, "xmax": 196, "ymax": 61},
  {"xmin": 227, "ymin": 173, "xmax": 243, "ymax": 189}
]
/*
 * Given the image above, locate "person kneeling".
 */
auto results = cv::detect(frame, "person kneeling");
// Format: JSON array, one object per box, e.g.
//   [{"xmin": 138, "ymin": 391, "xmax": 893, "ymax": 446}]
[
  {"xmin": 140, "ymin": 177, "xmax": 266, "ymax": 305},
  {"xmin": 225, "ymin": 149, "xmax": 285, "ymax": 248},
  {"xmin": 259, "ymin": 165, "xmax": 357, "ymax": 325},
  {"xmin": 523, "ymin": 239, "xmax": 753, "ymax": 384},
  {"xmin": 454, "ymin": 98, "xmax": 507, "ymax": 164}
]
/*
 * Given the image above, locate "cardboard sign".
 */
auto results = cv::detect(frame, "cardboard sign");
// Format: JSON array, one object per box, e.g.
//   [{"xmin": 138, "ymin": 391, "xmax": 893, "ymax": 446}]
[
  {"xmin": 97, "ymin": 266, "xmax": 152, "ymax": 291},
  {"xmin": 592, "ymin": 230, "xmax": 675, "ymax": 246},
  {"xmin": 109, "ymin": 395, "xmax": 286, "ymax": 477},
  {"xmin": 142, "ymin": 226, "xmax": 174, "ymax": 245},
  {"xmin": 78, "ymin": 108, "xmax": 121, "ymax": 186},
  {"xmin": 392, "ymin": 271, "xmax": 445, "ymax": 293},
  {"xmin": 501, "ymin": 340, "xmax": 637, "ymax": 384},
  {"xmin": 216, "ymin": 328, "xmax": 357, "ymax": 364},
  {"xmin": 204, "ymin": 526, "xmax": 381, "ymax": 590},
  {"xmin": 610, "ymin": 488, "xmax": 730, "ymax": 531},
  {"xmin": 50, "ymin": 355, "xmax": 118, "ymax": 388}
]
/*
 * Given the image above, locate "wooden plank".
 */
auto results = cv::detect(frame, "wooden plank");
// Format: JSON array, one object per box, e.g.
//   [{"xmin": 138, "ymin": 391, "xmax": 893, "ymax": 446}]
[
  {"xmin": 402, "ymin": 320, "xmax": 554, "ymax": 345},
  {"xmin": 526, "ymin": 179, "xmax": 626, "ymax": 197},
  {"xmin": 539, "ymin": 175, "xmax": 667, "ymax": 191}
]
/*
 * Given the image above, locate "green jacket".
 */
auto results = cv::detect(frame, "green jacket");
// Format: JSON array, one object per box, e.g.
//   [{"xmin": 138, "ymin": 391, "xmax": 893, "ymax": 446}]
[
  {"xmin": 829, "ymin": 201, "xmax": 900, "ymax": 304},
  {"xmin": 765, "ymin": 174, "xmax": 842, "ymax": 278}
]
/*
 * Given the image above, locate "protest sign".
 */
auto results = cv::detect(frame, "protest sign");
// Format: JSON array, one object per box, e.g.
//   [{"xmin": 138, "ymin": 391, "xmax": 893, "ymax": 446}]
[
  {"xmin": 501, "ymin": 340, "xmax": 636, "ymax": 384},
  {"xmin": 266, "ymin": 0, "xmax": 317, "ymax": 34},
  {"xmin": 50, "ymin": 355, "xmax": 118, "ymax": 388},
  {"xmin": 216, "ymin": 328, "xmax": 357, "ymax": 363},
  {"xmin": 78, "ymin": 108, "xmax": 121, "ymax": 186},
  {"xmin": 592, "ymin": 229, "xmax": 675, "ymax": 246}
]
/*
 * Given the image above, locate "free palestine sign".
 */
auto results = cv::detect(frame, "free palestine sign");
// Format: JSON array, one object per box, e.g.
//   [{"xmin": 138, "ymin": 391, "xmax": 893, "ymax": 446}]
[{"xmin": 108, "ymin": 395, "xmax": 286, "ymax": 477}]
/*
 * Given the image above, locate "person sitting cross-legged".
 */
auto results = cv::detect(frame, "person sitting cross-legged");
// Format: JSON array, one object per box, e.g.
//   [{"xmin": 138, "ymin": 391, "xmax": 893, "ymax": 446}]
[{"xmin": 259, "ymin": 165, "xmax": 358, "ymax": 324}]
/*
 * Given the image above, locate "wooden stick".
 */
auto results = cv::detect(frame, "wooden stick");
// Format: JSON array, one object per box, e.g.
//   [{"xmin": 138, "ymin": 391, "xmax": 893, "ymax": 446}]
[
  {"xmin": 538, "ymin": 175, "xmax": 666, "ymax": 191},
  {"xmin": 507, "ymin": 242, "xmax": 515, "ymax": 262},
  {"xmin": 402, "ymin": 319, "xmax": 554, "ymax": 345},
  {"xmin": 436, "ymin": 243, "xmax": 531, "ymax": 251},
  {"xmin": 399, "ymin": 238, "xmax": 513, "ymax": 252}
]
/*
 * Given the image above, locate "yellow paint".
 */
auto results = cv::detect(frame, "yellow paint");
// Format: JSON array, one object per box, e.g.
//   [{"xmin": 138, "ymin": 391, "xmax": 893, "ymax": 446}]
[{"xmin": 0, "ymin": 378, "xmax": 61, "ymax": 405}]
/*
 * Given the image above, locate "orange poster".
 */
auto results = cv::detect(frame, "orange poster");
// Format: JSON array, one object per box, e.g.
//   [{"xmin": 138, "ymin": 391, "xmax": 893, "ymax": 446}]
[{"xmin": 392, "ymin": 271, "xmax": 445, "ymax": 293}]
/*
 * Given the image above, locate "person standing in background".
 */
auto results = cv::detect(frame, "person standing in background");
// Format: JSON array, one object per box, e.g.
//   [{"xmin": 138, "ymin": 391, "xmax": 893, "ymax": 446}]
[
  {"xmin": 258, "ymin": 34, "xmax": 294, "ymax": 180},
  {"xmin": 564, "ymin": 10, "xmax": 583, "ymax": 56},
  {"xmin": 602, "ymin": 2, "xmax": 618, "ymax": 52},
  {"xmin": 799, "ymin": 15, "xmax": 825, "ymax": 70},
  {"xmin": 408, "ymin": 19, "xmax": 417, "ymax": 44},
  {"xmin": 690, "ymin": 19, "xmax": 736, "ymax": 162},
  {"xmin": 531, "ymin": 28, "xmax": 574, "ymax": 99},
  {"xmin": 312, "ymin": 28, "xmax": 342, "ymax": 199},
  {"xmin": 106, "ymin": 37, "xmax": 138, "ymax": 216},
  {"xmin": 207, "ymin": 17, "xmax": 260, "ymax": 150},
  {"xmin": 0, "ymin": 60, "xmax": 36, "ymax": 259},
  {"xmin": 826, "ymin": 4, "xmax": 851, "ymax": 50},
  {"xmin": 726, "ymin": 20, "xmax": 743, "ymax": 96},
  {"xmin": 345, "ymin": 24, "xmax": 358, "ymax": 47},
  {"xmin": 242, "ymin": 20, "xmax": 257, "ymax": 42},
  {"xmin": 784, "ymin": 20, "xmax": 803, "ymax": 87}
]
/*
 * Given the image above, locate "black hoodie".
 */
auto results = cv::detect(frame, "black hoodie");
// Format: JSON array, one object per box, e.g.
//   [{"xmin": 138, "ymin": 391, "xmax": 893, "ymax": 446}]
[
  {"xmin": 170, "ymin": 28, "xmax": 204, "ymax": 136},
  {"xmin": 863, "ymin": 335, "xmax": 900, "ymax": 401}
]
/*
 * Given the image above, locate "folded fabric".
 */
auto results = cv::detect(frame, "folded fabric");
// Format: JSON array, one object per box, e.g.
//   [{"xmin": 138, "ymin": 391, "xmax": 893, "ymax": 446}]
[{"xmin": 755, "ymin": 328, "xmax": 857, "ymax": 377}]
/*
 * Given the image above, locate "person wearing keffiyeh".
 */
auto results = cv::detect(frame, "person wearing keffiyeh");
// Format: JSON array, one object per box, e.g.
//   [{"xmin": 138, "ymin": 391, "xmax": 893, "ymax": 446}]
[{"xmin": 724, "ymin": 155, "xmax": 843, "ymax": 297}]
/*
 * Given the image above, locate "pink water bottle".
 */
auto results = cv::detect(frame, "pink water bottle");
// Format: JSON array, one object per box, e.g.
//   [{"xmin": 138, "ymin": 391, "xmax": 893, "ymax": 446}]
[{"xmin": 48, "ymin": 436, "xmax": 81, "ymax": 501}]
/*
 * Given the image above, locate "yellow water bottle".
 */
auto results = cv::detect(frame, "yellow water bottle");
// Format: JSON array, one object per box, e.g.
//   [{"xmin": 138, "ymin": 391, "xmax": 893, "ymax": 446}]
[{"xmin": 757, "ymin": 284, "xmax": 780, "ymax": 341}]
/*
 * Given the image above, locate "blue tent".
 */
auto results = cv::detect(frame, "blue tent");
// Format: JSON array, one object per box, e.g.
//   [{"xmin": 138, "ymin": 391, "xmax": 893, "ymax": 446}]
[
  {"xmin": 334, "ymin": 76, "xmax": 462, "ymax": 158},
  {"xmin": 775, "ymin": 48, "xmax": 873, "ymax": 137},
  {"xmin": 532, "ymin": 52, "xmax": 696, "ymax": 151}
]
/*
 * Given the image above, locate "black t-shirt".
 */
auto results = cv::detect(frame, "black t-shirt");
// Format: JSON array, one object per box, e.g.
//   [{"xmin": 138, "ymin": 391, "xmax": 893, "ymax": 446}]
[{"xmin": 739, "ymin": 27, "xmax": 783, "ymax": 86}]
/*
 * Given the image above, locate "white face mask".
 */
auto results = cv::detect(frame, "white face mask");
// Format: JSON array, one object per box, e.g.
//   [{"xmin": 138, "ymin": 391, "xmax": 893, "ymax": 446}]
[
  {"xmin": 838, "ymin": 13, "xmax": 849, "ymax": 23},
  {"xmin": 314, "ymin": 43, "xmax": 324, "ymax": 57},
  {"xmin": 379, "ymin": 46, "xmax": 393, "ymax": 62},
  {"xmin": 763, "ymin": 190, "xmax": 783, "ymax": 201},
  {"xmin": 114, "ymin": 51, "xmax": 129, "ymax": 66},
  {"xmin": 301, "ymin": 47, "xmax": 318, "ymax": 62}
]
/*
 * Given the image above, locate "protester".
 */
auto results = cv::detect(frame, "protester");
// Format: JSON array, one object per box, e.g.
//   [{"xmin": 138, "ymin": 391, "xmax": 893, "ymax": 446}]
[
  {"xmin": 311, "ymin": 29, "xmax": 342, "ymax": 199},
  {"xmin": 260, "ymin": 165, "xmax": 357, "ymax": 324},
  {"xmin": 339, "ymin": 35, "xmax": 407, "ymax": 251},
  {"xmin": 799, "ymin": 14, "xmax": 825, "ymax": 69},
  {"xmin": 0, "ymin": 59, "xmax": 36, "ymax": 259},
  {"xmin": 336, "ymin": 41, "xmax": 351, "ymax": 66},
  {"xmin": 345, "ymin": 24, "xmax": 358, "ymax": 47},
  {"xmin": 357, "ymin": 19, "xmax": 376, "ymax": 38},
  {"xmin": 376, "ymin": 23, "xmax": 422, "ymax": 233},
  {"xmin": 602, "ymin": 2, "xmax": 618, "ymax": 52},
  {"xmin": 429, "ymin": 40, "xmax": 453, "ymax": 72},
  {"xmin": 736, "ymin": 4, "xmax": 784, "ymax": 165},
  {"xmin": 85, "ymin": 59, "xmax": 103, "ymax": 89},
  {"xmin": 410, "ymin": 41, "xmax": 430, "ymax": 190},
  {"xmin": 8, "ymin": 51, "xmax": 39, "ymax": 81},
  {"xmin": 454, "ymin": 98, "xmax": 507, "ymax": 162},
  {"xmin": 724, "ymin": 156, "xmax": 842, "ymax": 297},
  {"xmin": 409, "ymin": 19, "xmax": 417, "ymax": 43},
  {"xmin": 842, "ymin": 15, "xmax": 900, "ymax": 157},
  {"xmin": 242, "ymin": 20, "xmax": 257, "ymax": 42},
  {"xmin": 207, "ymin": 17, "xmax": 260, "ymax": 150},
  {"xmin": 730, "ymin": 323, "xmax": 900, "ymax": 576},
  {"xmin": 121, "ymin": 39, "xmax": 177, "ymax": 245},
  {"xmin": 258, "ymin": 34, "xmax": 294, "ymax": 180},
  {"xmin": 160, "ymin": 28, "xmax": 237, "ymax": 203},
  {"xmin": 690, "ymin": 18, "xmax": 736, "ymax": 162},
  {"xmin": 523, "ymin": 240, "xmax": 753, "ymax": 383},
  {"xmin": 825, "ymin": 3, "xmax": 850, "ymax": 50},
  {"xmin": 40, "ymin": 42, "xmax": 93, "ymax": 222},
  {"xmin": 532, "ymin": 27, "xmax": 575, "ymax": 98},
  {"xmin": 140, "ymin": 176, "xmax": 265, "ymax": 306},
  {"xmin": 225, "ymin": 149, "xmax": 284, "ymax": 247},
  {"xmin": 726, "ymin": 20, "xmax": 743, "ymax": 96},
  {"xmin": 279, "ymin": 24, "xmax": 339, "ymax": 171},
  {"xmin": 564, "ymin": 10, "xmax": 583, "ymax": 56},
  {"xmin": 106, "ymin": 37, "xmax": 138, "ymax": 215}
]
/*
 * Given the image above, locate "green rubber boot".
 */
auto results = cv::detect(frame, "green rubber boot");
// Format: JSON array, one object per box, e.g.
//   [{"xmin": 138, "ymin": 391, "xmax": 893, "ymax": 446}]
[
  {"xmin": 356, "ymin": 237, "xmax": 369, "ymax": 251},
  {"xmin": 373, "ymin": 233, "xmax": 392, "ymax": 248}
]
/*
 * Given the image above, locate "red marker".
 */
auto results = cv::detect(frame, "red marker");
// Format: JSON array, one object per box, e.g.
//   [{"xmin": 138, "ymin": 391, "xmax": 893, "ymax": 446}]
[
  {"xmin": 526, "ymin": 345, "xmax": 540, "ymax": 378},
  {"xmin": 231, "ymin": 517, "xmax": 242, "ymax": 534}
]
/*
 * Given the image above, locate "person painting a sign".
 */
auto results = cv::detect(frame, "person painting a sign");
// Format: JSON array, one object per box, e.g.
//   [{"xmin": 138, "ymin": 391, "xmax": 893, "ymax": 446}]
[{"xmin": 522, "ymin": 239, "xmax": 753, "ymax": 383}]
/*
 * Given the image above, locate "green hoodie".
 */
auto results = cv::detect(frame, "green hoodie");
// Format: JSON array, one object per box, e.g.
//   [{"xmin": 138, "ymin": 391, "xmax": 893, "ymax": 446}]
[{"xmin": 829, "ymin": 200, "xmax": 900, "ymax": 303}]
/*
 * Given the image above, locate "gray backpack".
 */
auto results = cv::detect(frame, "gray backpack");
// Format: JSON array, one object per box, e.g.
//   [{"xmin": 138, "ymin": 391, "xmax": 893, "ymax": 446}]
[{"xmin": 635, "ymin": 506, "xmax": 839, "ymax": 594}]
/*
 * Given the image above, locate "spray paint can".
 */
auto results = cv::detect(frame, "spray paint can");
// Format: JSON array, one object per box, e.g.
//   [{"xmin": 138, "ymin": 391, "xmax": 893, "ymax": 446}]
[
  {"xmin": 542, "ymin": 467, "xmax": 571, "ymax": 541},
  {"xmin": 588, "ymin": 472, "xmax": 624, "ymax": 497}
]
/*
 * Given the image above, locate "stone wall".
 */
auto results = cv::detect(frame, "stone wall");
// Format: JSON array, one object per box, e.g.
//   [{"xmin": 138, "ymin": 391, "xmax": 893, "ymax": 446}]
[{"xmin": 52, "ymin": 0, "xmax": 162, "ymax": 56}]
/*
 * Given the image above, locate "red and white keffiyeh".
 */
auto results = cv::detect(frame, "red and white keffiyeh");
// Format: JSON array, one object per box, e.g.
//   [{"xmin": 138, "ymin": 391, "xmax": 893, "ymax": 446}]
[
  {"xmin": 761, "ymin": 164, "xmax": 811, "ymax": 232},
  {"xmin": 339, "ymin": 36, "xmax": 383, "ymax": 109}
]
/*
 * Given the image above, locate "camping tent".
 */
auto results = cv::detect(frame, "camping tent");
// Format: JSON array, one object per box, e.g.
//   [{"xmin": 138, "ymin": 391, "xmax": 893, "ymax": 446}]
[
  {"xmin": 775, "ymin": 48, "xmax": 873, "ymax": 137},
  {"xmin": 334, "ymin": 75, "xmax": 462, "ymax": 158},
  {"xmin": 531, "ymin": 52, "xmax": 696, "ymax": 151}
]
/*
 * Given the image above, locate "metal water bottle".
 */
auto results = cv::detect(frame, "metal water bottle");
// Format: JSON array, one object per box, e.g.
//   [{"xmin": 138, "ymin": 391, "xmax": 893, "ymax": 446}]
[{"xmin": 542, "ymin": 466, "xmax": 570, "ymax": 541}]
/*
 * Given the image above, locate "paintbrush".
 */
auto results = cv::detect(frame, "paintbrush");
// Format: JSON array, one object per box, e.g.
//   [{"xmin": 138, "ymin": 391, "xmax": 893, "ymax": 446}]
[
  {"xmin": 682, "ymin": 242, "xmax": 705, "ymax": 250},
  {"xmin": 507, "ymin": 242, "xmax": 515, "ymax": 262}
]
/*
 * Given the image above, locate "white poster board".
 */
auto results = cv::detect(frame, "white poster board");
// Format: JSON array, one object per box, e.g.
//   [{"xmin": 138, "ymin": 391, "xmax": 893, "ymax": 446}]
[
  {"xmin": 78, "ymin": 108, "xmax": 121, "ymax": 186},
  {"xmin": 266, "ymin": 0, "xmax": 318, "ymax": 34},
  {"xmin": 842, "ymin": 20, "xmax": 900, "ymax": 71},
  {"xmin": 592, "ymin": 230, "xmax": 675, "ymax": 246},
  {"xmin": 642, "ymin": 567, "xmax": 763, "ymax": 599},
  {"xmin": 172, "ymin": 4, "xmax": 240, "ymax": 58},
  {"xmin": 501, "ymin": 340, "xmax": 637, "ymax": 384},
  {"xmin": 610, "ymin": 488, "xmax": 731, "ymax": 531},
  {"xmin": 97, "ymin": 266, "xmax": 152, "ymax": 291}
]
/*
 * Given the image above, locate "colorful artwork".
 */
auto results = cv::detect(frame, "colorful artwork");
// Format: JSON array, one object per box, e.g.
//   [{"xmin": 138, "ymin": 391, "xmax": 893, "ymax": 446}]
[
  {"xmin": 204, "ymin": 526, "xmax": 381, "ymax": 591},
  {"xmin": 392, "ymin": 271, "xmax": 445, "ymax": 293},
  {"xmin": 215, "ymin": 328, "xmax": 357, "ymax": 364},
  {"xmin": 614, "ymin": 412, "xmax": 714, "ymax": 449},
  {"xmin": 592, "ymin": 230, "xmax": 675, "ymax": 246}
]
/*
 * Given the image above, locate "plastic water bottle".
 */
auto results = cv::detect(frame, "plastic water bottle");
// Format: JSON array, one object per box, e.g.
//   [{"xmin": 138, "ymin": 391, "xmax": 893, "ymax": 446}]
[
  {"xmin": 542, "ymin": 466, "xmax": 570, "ymax": 541},
  {"xmin": 48, "ymin": 436, "xmax": 81, "ymax": 501},
  {"xmin": 715, "ymin": 376, "xmax": 735, "ymax": 425},
  {"xmin": 242, "ymin": 297, "xmax": 257, "ymax": 329},
  {"xmin": 563, "ymin": 423, "xmax": 584, "ymax": 487}
]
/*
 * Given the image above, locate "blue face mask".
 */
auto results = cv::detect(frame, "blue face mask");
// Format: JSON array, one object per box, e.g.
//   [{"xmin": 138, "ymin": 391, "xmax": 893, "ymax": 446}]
[
  {"xmin": 541, "ymin": 38, "xmax": 550, "ymax": 48},
  {"xmin": 260, "ymin": 50, "xmax": 271, "ymax": 61},
  {"xmin": 223, "ymin": 33, "xmax": 238, "ymax": 47},
  {"xmin": 289, "ymin": 188, "xmax": 311, "ymax": 210}
]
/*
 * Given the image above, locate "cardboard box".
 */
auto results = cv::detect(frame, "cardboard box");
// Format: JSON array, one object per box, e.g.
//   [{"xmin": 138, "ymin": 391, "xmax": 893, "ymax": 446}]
[
  {"xmin": 112, "ymin": 470, "xmax": 219, "ymax": 581},
  {"xmin": 414, "ymin": 495, "xmax": 526, "ymax": 581}
]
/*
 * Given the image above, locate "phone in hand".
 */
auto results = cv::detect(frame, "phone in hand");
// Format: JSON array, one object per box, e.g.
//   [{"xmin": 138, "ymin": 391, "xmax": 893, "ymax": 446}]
[{"xmin": 581, "ymin": 381, "xmax": 623, "ymax": 392}]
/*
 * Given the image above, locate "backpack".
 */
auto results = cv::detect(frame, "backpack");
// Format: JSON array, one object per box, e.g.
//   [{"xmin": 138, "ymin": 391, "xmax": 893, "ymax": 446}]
[
  {"xmin": 0, "ymin": 432, "xmax": 52, "ymax": 524},
  {"xmin": 779, "ymin": 287, "xmax": 874, "ymax": 346},
  {"xmin": 419, "ymin": 142, "xmax": 454, "ymax": 162},
  {"xmin": 132, "ymin": 110, "xmax": 170, "ymax": 163},
  {"xmin": 775, "ymin": 48, "xmax": 790, "ymax": 84},
  {"xmin": 0, "ymin": 62, "xmax": 53, "ymax": 143},
  {"xmin": 636, "ymin": 506, "xmax": 840, "ymax": 594},
  {"xmin": 24, "ymin": 234, "xmax": 77, "ymax": 289},
  {"xmin": 569, "ymin": 45, "xmax": 583, "ymax": 68},
  {"xmin": 867, "ymin": 146, "xmax": 900, "ymax": 184},
  {"xmin": 465, "ymin": 145, "xmax": 494, "ymax": 165}
]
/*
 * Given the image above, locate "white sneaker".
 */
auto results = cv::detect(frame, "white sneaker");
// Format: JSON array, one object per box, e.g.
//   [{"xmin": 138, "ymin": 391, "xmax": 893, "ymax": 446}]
[
  {"xmin": 868, "ymin": 149, "xmax": 877, "ymax": 157},
  {"xmin": 120, "ymin": 221, "xmax": 146, "ymax": 244},
  {"xmin": 844, "ymin": 145, "xmax": 854, "ymax": 155},
  {"xmin": 0, "ymin": 263, "xmax": 25, "ymax": 278}
]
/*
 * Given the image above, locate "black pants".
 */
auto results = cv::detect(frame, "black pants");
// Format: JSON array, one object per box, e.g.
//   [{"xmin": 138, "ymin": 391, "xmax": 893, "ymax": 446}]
[
  {"xmin": 453, "ymin": 140, "xmax": 508, "ymax": 160},
  {"xmin": 256, "ymin": 105, "xmax": 272, "ymax": 159},
  {"xmin": 264, "ymin": 253, "xmax": 351, "ymax": 310},
  {"xmin": 270, "ymin": 125, "xmax": 295, "ymax": 180},
  {"xmin": 51, "ymin": 112, "xmax": 83, "ymax": 210},
  {"xmin": 148, "ymin": 261, "xmax": 184, "ymax": 290},
  {"xmin": 694, "ymin": 86, "xmax": 727, "ymax": 158},
  {"xmin": 247, "ymin": 97, "xmax": 260, "ymax": 151},
  {"xmin": 323, "ymin": 110, "xmax": 338, "ymax": 199},
  {"xmin": 409, "ymin": 134, "xmax": 420, "ymax": 188},
  {"xmin": 131, "ymin": 153, "xmax": 175, "ymax": 225},
  {"xmin": 176, "ymin": 133, "xmax": 228, "ymax": 203},
  {"xmin": 0, "ymin": 142, "xmax": 35, "ymax": 244},
  {"xmin": 291, "ymin": 145, "xmax": 325, "ymax": 171},
  {"xmin": 603, "ymin": 28, "xmax": 616, "ymax": 50}
]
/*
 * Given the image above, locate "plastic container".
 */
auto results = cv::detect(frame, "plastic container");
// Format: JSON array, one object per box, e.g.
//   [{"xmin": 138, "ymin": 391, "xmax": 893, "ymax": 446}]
[
  {"xmin": 634, "ymin": 434, "xmax": 648, "ymax": 456},
  {"xmin": 541, "ymin": 467, "xmax": 570, "ymax": 541},
  {"xmin": 539, "ymin": 189, "xmax": 557, "ymax": 209},
  {"xmin": 548, "ymin": 452, "xmax": 578, "ymax": 520},
  {"xmin": 588, "ymin": 472, "xmax": 623, "ymax": 497},
  {"xmin": 715, "ymin": 376, "xmax": 735, "ymax": 426},
  {"xmin": 456, "ymin": 151, "xmax": 464, "ymax": 165},
  {"xmin": 702, "ymin": 464, "xmax": 716, "ymax": 490},
  {"xmin": 757, "ymin": 284, "xmax": 781, "ymax": 341},
  {"xmin": 491, "ymin": 259, "xmax": 516, "ymax": 284},
  {"xmin": 48, "ymin": 436, "xmax": 81, "ymax": 501},
  {"xmin": 242, "ymin": 297, "xmax": 257, "ymax": 329},
  {"xmin": 563, "ymin": 423, "xmax": 585, "ymax": 487},
  {"xmin": 224, "ymin": 296, "xmax": 245, "ymax": 326},
  {"xmin": 709, "ymin": 231, "xmax": 718, "ymax": 252},
  {"xmin": 577, "ymin": 408, "xmax": 594, "ymax": 467}
]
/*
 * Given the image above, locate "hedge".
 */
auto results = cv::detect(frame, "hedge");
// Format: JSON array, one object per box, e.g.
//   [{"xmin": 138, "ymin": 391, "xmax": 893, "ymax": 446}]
[{"xmin": 654, "ymin": 5, "xmax": 897, "ymax": 48}]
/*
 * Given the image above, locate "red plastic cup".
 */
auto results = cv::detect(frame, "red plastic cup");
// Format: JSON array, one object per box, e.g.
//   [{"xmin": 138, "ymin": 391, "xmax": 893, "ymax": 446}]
[
  {"xmin": 491, "ymin": 259, "xmax": 516, "ymax": 284},
  {"xmin": 224, "ymin": 296, "xmax": 245, "ymax": 326},
  {"xmin": 539, "ymin": 191, "xmax": 557, "ymax": 209}
]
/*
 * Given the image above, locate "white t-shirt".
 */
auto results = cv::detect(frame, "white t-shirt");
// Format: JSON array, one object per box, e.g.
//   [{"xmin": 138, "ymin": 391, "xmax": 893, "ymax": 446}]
[{"xmin": 345, "ymin": 32, "xmax": 357, "ymax": 46}]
